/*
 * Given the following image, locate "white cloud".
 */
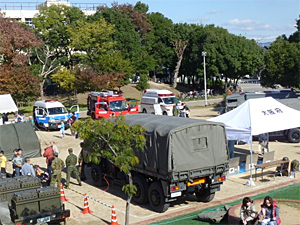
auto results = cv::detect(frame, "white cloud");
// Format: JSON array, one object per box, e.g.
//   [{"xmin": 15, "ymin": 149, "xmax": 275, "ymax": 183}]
[
  {"xmin": 223, "ymin": 19, "xmax": 276, "ymax": 32},
  {"xmin": 206, "ymin": 9, "xmax": 222, "ymax": 14}
]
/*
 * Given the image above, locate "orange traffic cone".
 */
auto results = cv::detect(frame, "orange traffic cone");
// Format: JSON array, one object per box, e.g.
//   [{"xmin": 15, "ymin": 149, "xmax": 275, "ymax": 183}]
[
  {"xmin": 82, "ymin": 193, "xmax": 93, "ymax": 214},
  {"xmin": 60, "ymin": 183, "xmax": 68, "ymax": 202},
  {"xmin": 110, "ymin": 205, "xmax": 119, "ymax": 225}
]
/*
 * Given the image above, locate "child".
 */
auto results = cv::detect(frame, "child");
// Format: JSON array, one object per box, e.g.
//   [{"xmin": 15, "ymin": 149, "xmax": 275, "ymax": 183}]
[
  {"xmin": 240, "ymin": 197, "xmax": 257, "ymax": 225},
  {"xmin": 12, "ymin": 151, "xmax": 23, "ymax": 177},
  {"xmin": 0, "ymin": 150, "xmax": 7, "ymax": 176},
  {"xmin": 60, "ymin": 120, "xmax": 65, "ymax": 138}
]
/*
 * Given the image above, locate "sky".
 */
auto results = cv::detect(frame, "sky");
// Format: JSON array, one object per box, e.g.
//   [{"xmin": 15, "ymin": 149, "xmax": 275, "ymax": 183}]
[{"xmin": 7, "ymin": 0, "xmax": 300, "ymax": 43}]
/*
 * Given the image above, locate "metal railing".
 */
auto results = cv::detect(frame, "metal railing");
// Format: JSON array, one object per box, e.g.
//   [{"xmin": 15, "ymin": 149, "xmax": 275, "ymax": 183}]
[{"xmin": 0, "ymin": 2, "xmax": 106, "ymax": 11}]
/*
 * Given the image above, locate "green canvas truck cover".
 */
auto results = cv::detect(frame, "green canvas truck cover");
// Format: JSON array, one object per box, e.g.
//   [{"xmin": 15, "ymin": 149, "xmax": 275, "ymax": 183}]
[
  {"xmin": 0, "ymin": 123, "xmax": 41, "ymax": 159},
  {"xmin": 125, "ymin": 114, "xmax": 229, "ymax": 176}
]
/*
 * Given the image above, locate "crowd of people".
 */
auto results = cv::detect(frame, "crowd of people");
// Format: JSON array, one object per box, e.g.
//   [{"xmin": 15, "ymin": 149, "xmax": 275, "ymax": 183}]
[
  {"xmin": 0, "ymin": 140, "xmax": 84, "ymax": 190},
  {"xmin": 240, "ymin": 196, "xmax": 281, "ymax": 225},
  {"xmin": 1, "ymin": 112, "xmax": 34, "ymax": 127}
]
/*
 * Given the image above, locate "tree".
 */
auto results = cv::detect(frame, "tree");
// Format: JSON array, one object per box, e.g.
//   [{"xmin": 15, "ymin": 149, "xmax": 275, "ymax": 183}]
[
  {"xmin": 72, "ymin": 116, "xmax": 146, "ymax": 225},
  {"xmin": 0, "ymin": 13, "xmax": 41, "ymax": 101},
  {"xmin": 136, "ymin": 74, "xmax": 149, "ymax": 91},
  {"xmin": 261, "ymin": 37, "xmax": 300, "ymax": 88},
  {"xmin": 31, "ymin": 5, "xmax": 85, "ymax": 98}
]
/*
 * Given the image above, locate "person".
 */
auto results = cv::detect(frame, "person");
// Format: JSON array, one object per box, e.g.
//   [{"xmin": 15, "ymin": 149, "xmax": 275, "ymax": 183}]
[
  {"xmin": 20, "ymin": 113, "xmax": 26, "ymax": 122},
  {"xmin": 258, "ymin": 196, "xmax": 280, "ymax": 225},
  {"xmin": 65, "ymin": 148, "xmax": 82, "ymax": 187},
  {"xmin": 78, "ymin": 143, "xmax": 86, "ymax": 181},
  {"xmin": 27, "ymin": 116, "xmax": 35, "ymax": 127},
  {"xmin": 258, "ymin": 133, "xmax": 269, "ymax": 155},
  {"xmin": 240, "ymin": 197, "xmax": 258, "ymax": 225},
  {"xmin": 50, "ymin": 152, "xmax": 65, "ymax": 189},
  {"xmin": 12, "ymin": 149, "xmax": 24, "ymax": 177},
  {"xmin": 14, "ymin": 113, "xmax": 20, "ymax": 123},
  {"xmin": 228, "ymin": 140, "xmax": 235, "ymax": 158},
  {"xmin": 172, "ymin": 104, "xmax": 179, "ymax": 117},
  {"xmin": 60, "ymin": 120, "xmax": 65, "ymax": 138},
  {"xmin": 182, "ymin": 103, "xmax": 190, "ymax": 118},
  {"xmin": 21, "ymin": 157, "xmax": 36, "ymax": 177},
  {"xmin": 2, "ymin": 113, "xmax": 8, "ymax": 124},
  {"xmin": 43, "ymin": 145, "xmax": 54, "ymax": 180},
  {"xmin": 70, "ymin": 112, "xmax": 77, "ymax": 136},
  {"xmin": 0, "ymin": 150, "xmax": 7, "ymax": 176},
  {"xmin": 50, "ymin": 141, "xmax": 59, "ymax": 154},
  {"xmin": 17, "ymin": 117, "xmax": 22, "ymax": 123}
]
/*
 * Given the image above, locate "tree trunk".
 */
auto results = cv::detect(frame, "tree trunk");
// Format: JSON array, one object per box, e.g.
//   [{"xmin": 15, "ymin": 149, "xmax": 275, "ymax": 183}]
[
  {"xmin": 125, "ymin": 171, "xmax": 133, "ymax": 225},
  {"xmin": 173, "ymin": 56, "xmax": 183, "ymax": 88},
  {"xmin": 172, "ymin": 40, "xmax": 188, "ymax": 88},
  {"xmin": 40, "ymin": 80, "xmax": 45, "ymax": 100}
]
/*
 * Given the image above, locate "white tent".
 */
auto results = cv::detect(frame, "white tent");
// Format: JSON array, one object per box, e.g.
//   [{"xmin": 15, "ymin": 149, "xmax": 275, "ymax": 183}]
[
  {"xmin": 208, "ymin": 97, "xmax": 300, "ymax": 185},
  {"xmin": 209, "ymin": 97, "xmax": 300, "ymax": 143},
  {"xmin": 0, "ymin": 94, "xmax": 18, "ymax": 114}
]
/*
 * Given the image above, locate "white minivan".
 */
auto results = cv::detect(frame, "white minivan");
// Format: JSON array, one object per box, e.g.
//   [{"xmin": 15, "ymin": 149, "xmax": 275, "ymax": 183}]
[
  {"xmin": 33, "ymin": 100, "xmax": 79, "ymax": 130},
  {"xmin": 141, "ymin": 89, "xmax": 180, "ymax": 116}
]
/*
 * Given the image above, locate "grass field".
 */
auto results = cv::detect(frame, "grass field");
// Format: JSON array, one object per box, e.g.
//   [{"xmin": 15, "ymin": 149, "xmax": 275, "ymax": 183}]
[{"xmin": 151, "ymin": 182, "xmax": 300, "ymax": 225}]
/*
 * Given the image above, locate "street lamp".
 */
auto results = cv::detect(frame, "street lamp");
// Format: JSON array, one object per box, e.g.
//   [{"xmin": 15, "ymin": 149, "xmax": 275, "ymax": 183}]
[{"xmin": 202, "ymin": 51, "xmax": 208, "ymax": 106}]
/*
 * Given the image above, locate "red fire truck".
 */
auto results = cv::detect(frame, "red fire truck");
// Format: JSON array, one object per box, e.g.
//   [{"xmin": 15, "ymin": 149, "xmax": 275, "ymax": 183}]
[{"xmin": 87, "ymin": 91, "xmax": 139, "ymax": 119}]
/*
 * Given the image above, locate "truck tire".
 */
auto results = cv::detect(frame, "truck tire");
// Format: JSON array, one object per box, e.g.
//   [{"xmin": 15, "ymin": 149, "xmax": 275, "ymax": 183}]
[
  {"xmin": 91, "ymin": 164, "xmax": 103, "ymax": 187},
  {"xmin": 195, "ymin": 188, "xmax": 215, "ymax": 202},
  {"xmin": 163, "ymin": 111, "xmax": 167, "ymax": 116},
  {"xmin": 133, "ymin": 175, "xmax": 148, "ymax": 205},
  {"xmin": 142, "ymin": 109, "xmax": 147, "ymax": 113},
  {"xmin": 287, "ymin": 128, "xmax": 300, "ymax": 143},
  {"xmin": 148, "ymin": 181, "xmax": 170, "ymax": 213}
]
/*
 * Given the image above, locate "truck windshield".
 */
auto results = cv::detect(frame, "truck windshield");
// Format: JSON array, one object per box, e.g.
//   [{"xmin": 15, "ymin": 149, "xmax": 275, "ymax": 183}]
[
  {"xmin": 48, "ymin": 107, "xmax": 68, "ymax": 115},
  {"xmin": 110, "ymin": 100, "xmax": 128, "ymax": 112},
  {"xmin": 162, "ymin": 97, "xmax": 179, "ymax": 105}
]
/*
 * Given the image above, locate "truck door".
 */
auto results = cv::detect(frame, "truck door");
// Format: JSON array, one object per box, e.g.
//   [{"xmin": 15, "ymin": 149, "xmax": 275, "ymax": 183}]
[
  {"xmin": 69, "ymin": 105, "xmax": 80, "ymax": 119},
  {"xmin": 34, "ymin": 108, "xmax": 47, "ymax": 127},
  {"xmin": 128, "ymin": 100, "xmax": 139, "ymax": 114}
]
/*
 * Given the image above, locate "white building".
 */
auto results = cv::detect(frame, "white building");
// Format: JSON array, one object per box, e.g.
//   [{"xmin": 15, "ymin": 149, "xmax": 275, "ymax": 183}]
[{"xmin": 0, "ymin": 0, "xmax": 102, "ymax": 26}]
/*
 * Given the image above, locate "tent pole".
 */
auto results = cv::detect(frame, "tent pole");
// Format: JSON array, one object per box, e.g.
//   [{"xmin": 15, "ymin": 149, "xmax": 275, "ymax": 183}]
[{"xmin": 245, "ymin": 140, "xmax": 255, "ymax": 186}]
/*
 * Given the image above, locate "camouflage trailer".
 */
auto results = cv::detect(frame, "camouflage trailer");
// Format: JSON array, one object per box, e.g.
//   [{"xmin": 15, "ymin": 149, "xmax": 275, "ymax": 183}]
[{"xmin": 0, "ymin": 176, "xmax": 70, "ymax": 225}]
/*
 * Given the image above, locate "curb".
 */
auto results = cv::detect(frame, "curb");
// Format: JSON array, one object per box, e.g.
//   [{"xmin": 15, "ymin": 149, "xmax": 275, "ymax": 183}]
[{"xmin": 132, "ymin": 179, "xmax": 300, "ymax": 225}]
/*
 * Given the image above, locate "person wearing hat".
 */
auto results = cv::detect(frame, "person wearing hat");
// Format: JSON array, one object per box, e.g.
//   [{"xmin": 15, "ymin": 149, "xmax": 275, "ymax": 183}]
[
  {"xmin": 50, "ymin": 152, "xmax": 65, "ymax": 188},
  {"xmin": 65, "ymin": 148, "xmax": 82, "ymax": 188}
]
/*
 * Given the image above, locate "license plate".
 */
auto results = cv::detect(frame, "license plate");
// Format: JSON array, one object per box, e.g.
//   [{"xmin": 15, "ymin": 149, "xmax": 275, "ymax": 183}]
[
  {"xmin": 171, "ymin": 191, "xmax": 182, "ymax": 198},
  {"xmin": 37, "ymin": 216, "xmax": 50, "ymax": 223}
]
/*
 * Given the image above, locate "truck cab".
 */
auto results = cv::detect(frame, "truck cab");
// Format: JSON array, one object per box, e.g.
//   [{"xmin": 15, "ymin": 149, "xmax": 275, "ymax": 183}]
[
  {"xmin": 141, "ymin": 89, "xmax": 181, "ymax": 116},
  {"xmin": 87, "ymin": 91, "xmax": 139, "ymax": 119},
  {"xmin": 33, "ymin": 100, "xmax": 79, "ymax": 130}
]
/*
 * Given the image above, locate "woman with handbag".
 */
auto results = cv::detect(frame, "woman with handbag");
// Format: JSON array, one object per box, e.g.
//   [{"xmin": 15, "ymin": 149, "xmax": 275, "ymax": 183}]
[
  {"xmin": 258, "ymin": 196, "xmax": 281, "ymax": 225},
  {"xmin": 240, "ymin": 197, "xmax": 258, "ymax": 225}
]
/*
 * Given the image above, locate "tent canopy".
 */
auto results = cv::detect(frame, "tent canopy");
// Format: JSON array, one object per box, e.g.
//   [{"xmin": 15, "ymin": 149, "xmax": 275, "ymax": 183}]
[
  {"xmin": 0, "ymin": 123, "xmax": 41, "ymax": 159},
  {"xmin": 0, "ymin": 94, "xmax": 18, "ymax": 114},
  {"xmin": 209, "ymin": 97, "xmax": 300, "ymax": 143}
]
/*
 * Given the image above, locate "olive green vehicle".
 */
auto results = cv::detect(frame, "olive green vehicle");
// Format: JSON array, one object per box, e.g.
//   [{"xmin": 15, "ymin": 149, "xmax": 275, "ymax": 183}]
[
  {"xmin": 0, "ymin": 176, "xmax": 70, "ymax": 225},
  {"xmin": 84, "ymin": 114, "xmax": 229, "ymax": 213}
]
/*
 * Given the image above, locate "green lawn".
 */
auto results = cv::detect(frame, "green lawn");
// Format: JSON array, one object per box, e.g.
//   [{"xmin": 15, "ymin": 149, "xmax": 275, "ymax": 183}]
[{"xmin": 151, "ymin": 182, "xmax": 300, "ymax": 225}]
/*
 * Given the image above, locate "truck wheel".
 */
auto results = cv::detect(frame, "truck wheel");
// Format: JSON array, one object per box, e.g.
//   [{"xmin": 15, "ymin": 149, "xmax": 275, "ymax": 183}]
[
  {"xmin": 142, "ymin": 109, "xmax": 147, "ymax": 113},
  {"xmin": 163, "ymin": 111, "xmax": 167, "ymax": 116},
  {"xmin": 195, "ymin": 189, "xmax": 215, "ymax": 202},
  {"xmin": 287, "ymin": 128, "xmax": 300, "ymax": 143},
  {"xmin": 91, "ymin": 164, "xmax": 103, "ymax": 187},
  {"xmin": 133, "ymin": 175, "xmax": 148, "ymax": 204},
  {"xmin": 148, "ymin": 181, "xmax": 170, "ymax": 213}
]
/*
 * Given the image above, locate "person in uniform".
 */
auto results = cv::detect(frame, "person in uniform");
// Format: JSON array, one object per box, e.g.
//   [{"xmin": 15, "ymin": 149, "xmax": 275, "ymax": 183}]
[
  {"xmin": 65, "ymin": 148, "xmax": 82, "ymax": 187},
  {"xmin": 50, "ymin": 152, "xmax": 65, "ymax": 188},
  {"xmin": 78, "ymin": 144, "xmax": 86, "ymax": 181}
]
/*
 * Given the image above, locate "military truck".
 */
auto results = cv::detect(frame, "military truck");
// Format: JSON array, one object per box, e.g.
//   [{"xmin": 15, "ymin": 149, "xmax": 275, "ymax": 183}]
[
  {"xmin": 85, "ymin": 114, "xmax": 229, "ymax": 213},
  {"xmin": 0, "ymin": 176, "xmax": 70, "ymax": 225}
]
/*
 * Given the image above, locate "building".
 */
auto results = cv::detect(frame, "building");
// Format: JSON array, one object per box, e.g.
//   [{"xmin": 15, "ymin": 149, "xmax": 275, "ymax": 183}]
[{"xmin": 0, "ymin": 0, "xmax": 104, "ymax": 26}]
